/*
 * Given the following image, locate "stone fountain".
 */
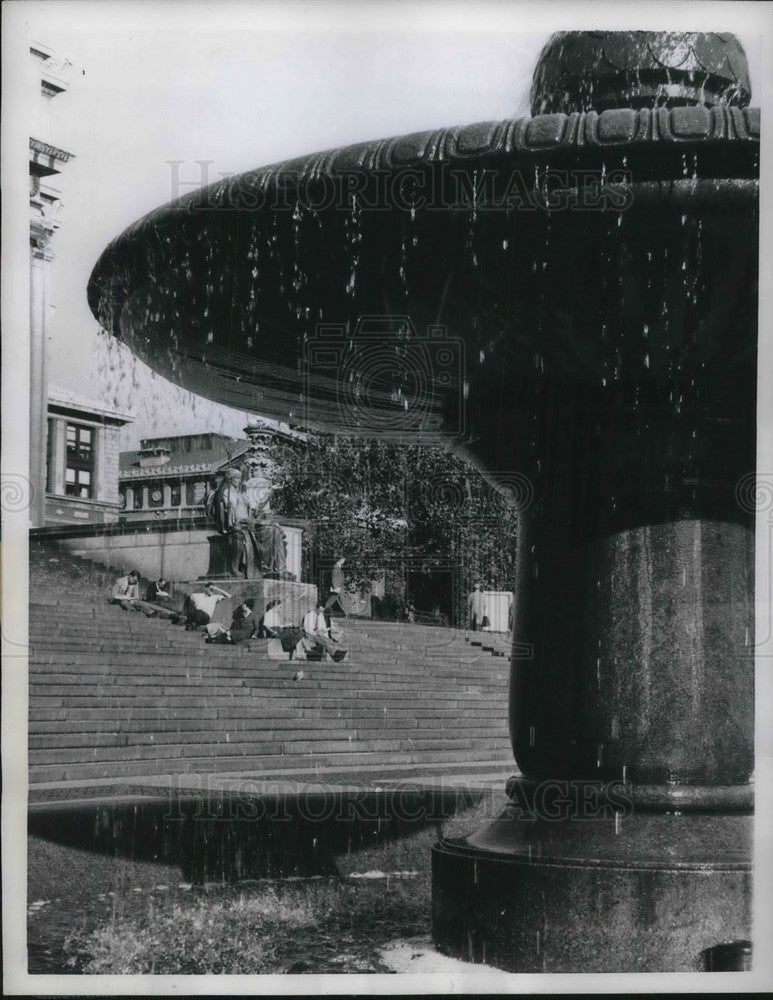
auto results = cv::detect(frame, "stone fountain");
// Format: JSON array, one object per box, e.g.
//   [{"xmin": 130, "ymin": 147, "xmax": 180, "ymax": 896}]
[{"xmin": 87, "ymin": 31, "xmax": 758, "ymax": 972}]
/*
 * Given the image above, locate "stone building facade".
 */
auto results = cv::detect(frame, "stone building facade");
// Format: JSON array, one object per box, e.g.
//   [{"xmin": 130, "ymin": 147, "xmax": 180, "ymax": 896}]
[
  {"xmin": 118, "ymin": 423, "xmax": 308, "ymax": 580},
  {"xmin": 29, "ymin": 40, "xmax": 76, "ymax": 527},
  {"xmin": 45, "ymin": 384, "xmax": 132, "ymax": 525}
]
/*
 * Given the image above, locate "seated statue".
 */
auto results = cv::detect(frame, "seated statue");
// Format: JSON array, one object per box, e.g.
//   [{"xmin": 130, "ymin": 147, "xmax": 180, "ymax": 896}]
[
  {"xmin": 205, "ymin": 468, "xmax": 286, "ymax": 578},
  {"xmin": 253, "ymin": 495, "xmax": 287, "ymax": 576}
]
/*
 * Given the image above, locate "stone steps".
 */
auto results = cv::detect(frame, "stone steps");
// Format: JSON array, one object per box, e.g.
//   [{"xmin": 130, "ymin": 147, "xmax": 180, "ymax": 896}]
[
  {"xmin": 31, "ymin": 735, "xmax": 509, "ymax": 764},
  {"xmin": 30, "ymin": 626, "xmax": 493, "ymax": 656},
  {"xmin": 28, "ymin": 540, "xmax": 512, "ymax": 789},
  {"xmin": 30, "ymin": 647, "xmax": 507, "ymax": 672},
  {"xmin": 30, "ymin": 715, "xmax": 506, "ymax": 734},
  {"xmin": 30, "ymin": 685, "xmax": 507, "ymax": 707},
  {"xmin": 31, "ymin": 702, "xmax": 502, "ymax": 721},
  {"xmin": 30, "ymin": 631, "xmax": 508, "ymax": 660},
  {"xmin": 29, "ymin": 615, "xmax": 510, "ymax": 657},
  {"xmin": 32, "ymin": 727, "xmax": 509, "ymax": 749},
  {"xmin": 29, "ymin": 673, "xmax": 506, "ymax": 699},
  {"xmin": 30, "ymin": 746, "xmax": 513, "ymax": 784},
  {"xmin": 29, "ymin": 656, "xmax": 507, "ymax": 686}
]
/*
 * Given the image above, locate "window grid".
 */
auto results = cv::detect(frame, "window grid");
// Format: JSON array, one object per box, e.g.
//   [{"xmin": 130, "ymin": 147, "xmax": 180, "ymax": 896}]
[{"xmin": 64, "ymin": 423, "xmax": 95, "ymax": 499}]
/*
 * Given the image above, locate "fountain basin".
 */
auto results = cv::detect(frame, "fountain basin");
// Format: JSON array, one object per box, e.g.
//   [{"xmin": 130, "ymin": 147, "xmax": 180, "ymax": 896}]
[{"xmin": 87, "ymin": 105, "xmax": 758, "ymax": 441}]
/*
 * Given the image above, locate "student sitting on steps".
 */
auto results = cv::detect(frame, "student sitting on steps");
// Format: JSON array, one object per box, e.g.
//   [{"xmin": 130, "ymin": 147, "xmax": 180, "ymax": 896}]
[
  {"xmin": 109, "ymin": 570, "xmax": 140, "ymax": 611},
  {"xmin": 260, "ymin": 599, "xmax": 305, "ymax": 658},
  {"xmin": 206, "ymin": 597, "xmax": 258, "ymax": 644},
  {"xmin": 301, "ymin": 604, "xmax": 347, "ymax": 662},
  {"xmin": 133, "ymin": 578, "xmax": 186, "ymax": 622},
  {"xmin": 185, "ymin": 582, "xmax": 231, "ymax": 630}
]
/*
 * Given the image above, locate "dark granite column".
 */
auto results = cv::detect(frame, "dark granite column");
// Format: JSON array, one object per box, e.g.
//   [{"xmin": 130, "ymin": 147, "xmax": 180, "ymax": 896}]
[{"xmin": 432, "ymin": 32, "xmax": 757, "ymax": 972}]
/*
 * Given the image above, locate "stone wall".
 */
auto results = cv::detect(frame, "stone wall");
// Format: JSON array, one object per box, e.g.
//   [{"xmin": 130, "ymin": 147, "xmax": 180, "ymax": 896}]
[
  {"xmin": 44, "ymin": 495, "xmax": 122, "ymax": 526},
  {"xmin": 99, "ymin": 423, "xmax": 123, "ymax": 507},
  {"xmin": 45, "ymin": 522, "xmax": 304, "ymax": 583}
]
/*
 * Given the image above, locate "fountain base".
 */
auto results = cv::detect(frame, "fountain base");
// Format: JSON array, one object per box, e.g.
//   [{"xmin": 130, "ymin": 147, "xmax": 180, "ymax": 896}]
[{"xmin": 431, "ymin": 800, "xmax": 751, "ymax": 973}]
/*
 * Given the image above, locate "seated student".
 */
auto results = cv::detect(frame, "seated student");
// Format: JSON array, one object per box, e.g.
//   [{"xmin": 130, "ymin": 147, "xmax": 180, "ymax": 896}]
[
  {"xmin": 229, "ymin": 598, "xmax": 258, "ymax": 643},
  {"xmin": 261, "ymin": 599, "xmax": 304, "ymax": 658},
  {"xmin": 109, "ymin": 570, "xmax": 140, "ymax": 611},
  {"xmin": 133, "ymin": 578, "xmax": 184, "ymax": 621},
  {"xmin": 205, "ymin": 598, "xmax": 257, "ymax": 644},
  {"xmin": 185, "ymin": 582, "xmax": 231, "ymax": 630},
  {"xmin": 301, "ymin": 604, "xmax": 347, "ymax": 661}
]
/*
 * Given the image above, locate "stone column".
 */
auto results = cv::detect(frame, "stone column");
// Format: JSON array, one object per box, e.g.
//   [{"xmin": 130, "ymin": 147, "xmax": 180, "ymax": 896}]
[
  {"xmin": 29, "ymin": 247, "xmax": 50, "ymax": 525},
  {"xmin": 91, "ymin": 423, "xmax": 102, "ymax": 502},
  {"xmin": 433, "ymin": 176, "xmax": 756, "ymax": 973},
  {"xmin": 49, "ymin": 416, "xmax": 67, "ymax": 494}
]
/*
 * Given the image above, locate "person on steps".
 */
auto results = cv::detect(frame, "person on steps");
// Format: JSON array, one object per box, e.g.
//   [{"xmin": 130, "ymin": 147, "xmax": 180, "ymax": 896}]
[
  {"xmin": 133, "ymin": 578, "xmax": 185, "ymax": 621},
  {"xmin": 229, "ymin": 598, "xmax": 258, "ymax": 643},
  {"xmin": 261, "ymin": 599, "xmax": 304, "ymax": 658},
  {"xmin": 323, "ymin": 557, "xmax": 349, "ymax": 617},
  {"xmin": 467, "ymin": 582, "xmax": 488, "ymax": 632},
  {"xmin": 109, "ymin": 570, "xmax": 140, "ymax": 611},
  {"xmin": 185, "ymin": 582, "xmax": 231, "ymax": 630},
  {"xmin": 206, "ymin": 597, "xmax": 257, "ymax": 644},
  {"xmin": 301, "ymin": 604, "xmax": 348, "ymax": 661}
]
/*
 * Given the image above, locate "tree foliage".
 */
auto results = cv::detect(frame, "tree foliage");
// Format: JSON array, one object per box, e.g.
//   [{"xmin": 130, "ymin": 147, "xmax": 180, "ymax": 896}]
[{"xmin": 271, "ymin": 434, "xmax": 518, "ymax": 623}]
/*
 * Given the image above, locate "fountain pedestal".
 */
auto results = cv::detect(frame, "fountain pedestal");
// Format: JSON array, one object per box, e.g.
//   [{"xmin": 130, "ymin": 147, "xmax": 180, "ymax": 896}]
[
  {"xmin": 432, "ymin": 807, "xmax": 751, "ymax": 972},
  {"xmin": 429, "ymin": 33, "xmax": 757, "ymax": 967},
  {"xmin": 432, "ymin": 416, "xmax": 755, "ymax": 969}
]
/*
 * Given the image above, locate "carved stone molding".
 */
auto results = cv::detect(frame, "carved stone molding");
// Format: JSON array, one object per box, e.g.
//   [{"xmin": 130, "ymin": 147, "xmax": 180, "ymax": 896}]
[{"xmin": 29, "ymin": 137, "xmax": 75, "ymax": 164}]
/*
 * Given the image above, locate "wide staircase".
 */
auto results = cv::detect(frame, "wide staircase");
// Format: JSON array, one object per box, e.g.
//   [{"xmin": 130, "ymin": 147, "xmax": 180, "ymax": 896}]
[{"xmin": 29, "ymin": 541, "xmax": 514, "ymax": 798}]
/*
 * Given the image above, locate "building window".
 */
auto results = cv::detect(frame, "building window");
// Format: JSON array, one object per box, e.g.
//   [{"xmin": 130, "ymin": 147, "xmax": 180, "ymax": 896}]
[
  {"xmin": 133, "ymin": 486, "xmax": 144, "ymax": 509},
  {"xmin": 187, "ymin": 480, "xmax": 203, "ymax": 505},
  {"xmin": 65, "ymin": 423, "xmax": 94, "ymax": 498},
  {"xmin": 170, "ymin": 482, "xmax": 182, "ymax": 506}
]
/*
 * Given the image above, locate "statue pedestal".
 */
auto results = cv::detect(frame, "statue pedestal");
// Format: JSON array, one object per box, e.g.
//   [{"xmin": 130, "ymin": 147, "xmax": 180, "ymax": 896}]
[{"xmin": 205, "ymin": 534, "xmax": 231, "ymax": 578}]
